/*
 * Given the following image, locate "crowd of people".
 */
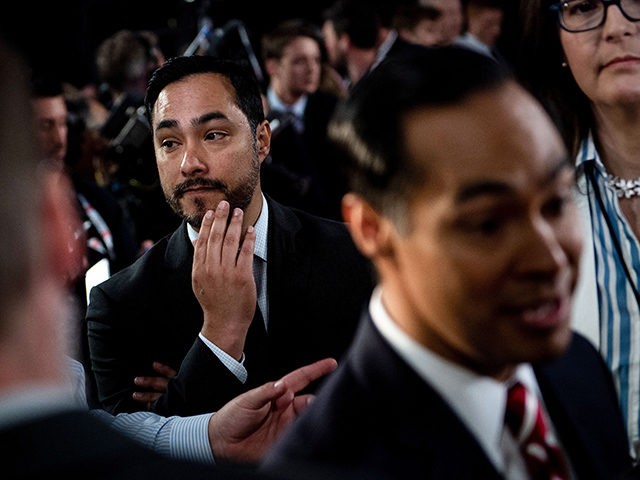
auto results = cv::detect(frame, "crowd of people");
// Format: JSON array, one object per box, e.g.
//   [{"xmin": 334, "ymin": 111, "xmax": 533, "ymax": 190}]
[{"xmin": 3, "ymin": 0, "xmax": 640, "ymax": 478}]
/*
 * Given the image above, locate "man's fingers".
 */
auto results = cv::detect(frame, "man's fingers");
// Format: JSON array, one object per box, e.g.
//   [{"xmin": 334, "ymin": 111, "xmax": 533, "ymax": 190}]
[
  {"xmin": 132, "ymin": 391, "xmax": 162, "ymax": 403},
  {"xmin": 232, "ymin": 358, "xmax": 337, "ymax": 411},
  {"xmin": 193, "ymin": 209, "xmax": 214, "ymax": 262},
  {"xmin": 290, "ymin": 394, "xmax": 314, "ymax": 414},
  {"xmin": 275, "ymin": 358, "xmax": 338, "ymax": 393},
  {"xmin": 221, "ymin": 207, "xmax": 243, "ymax": 265},
  {"xmin": 152, "ymin": 361, "xmax": 177, "ymax": 378},
  {"xmin": 134, "ymin": 375, "xmax": 170, "ymax": 392},
  {"xmin": 209, "ymin": 200, "xmax": 230, "ymax": 262},
  {"xmin": 237, "ymin": 224, "xmax": 256, "ymax": 270}
]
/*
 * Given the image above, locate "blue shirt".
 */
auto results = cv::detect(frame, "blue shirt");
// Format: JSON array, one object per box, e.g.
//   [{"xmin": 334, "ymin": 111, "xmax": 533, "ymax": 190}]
[{"xmin": 66, "ymin": 357, "xmax": 215, "ymax": 464}]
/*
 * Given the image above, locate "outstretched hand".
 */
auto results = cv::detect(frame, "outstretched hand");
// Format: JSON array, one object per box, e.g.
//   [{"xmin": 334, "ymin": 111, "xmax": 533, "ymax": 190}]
[{"xmin": 208, "ymin": 357, "xmax": 338, "ymax": 464}]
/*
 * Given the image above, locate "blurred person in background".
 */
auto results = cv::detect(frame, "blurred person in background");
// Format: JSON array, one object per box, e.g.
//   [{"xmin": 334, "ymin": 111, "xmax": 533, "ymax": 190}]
[
  {"xmin": 95, "ymin": 29, "xmax": 179, "ymax": 245},
  {"xmin": 260, "ymin": 19, "xmax": 346, "ymax": 221},
  {"xmin": 455, "ymin": 0, "xmax": 506, "ymax": 61},
  {"xmin": 321, "ymin": 0, "xmax": 383, "ymax": 91}
]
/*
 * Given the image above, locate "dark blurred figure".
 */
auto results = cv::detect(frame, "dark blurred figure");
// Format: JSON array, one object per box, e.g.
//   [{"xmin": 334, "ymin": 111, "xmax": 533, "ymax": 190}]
[
  {"xmin": 321, "ymin": 0, "xmax": 383, "ymax": 91},
  {"xmin": 261, "ymin": 19, "xmax": 345, "ymax": 221},
  {"xmin": 393, "ymin": 1, "xmax": 445, "ymax": 46},
  {"xmin": 454, "ymin": 0, "xmax": 506, "ymax": 61},
  {"xmin": 95, "ymin": 29, "xmax": 180, "ymax": 245},
  {"xmin": 30, "ymin": 72, "xmax": 141, "ymax": 407}
]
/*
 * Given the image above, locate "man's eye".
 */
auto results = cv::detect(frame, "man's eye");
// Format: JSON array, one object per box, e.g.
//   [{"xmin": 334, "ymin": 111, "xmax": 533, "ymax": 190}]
[
  {"xmin": 460, "ymin": 217, "xmax": 504, "ymax": 236},
  {"xmin": 205, "ymin": 131, "xmax": 226, "ymax": 141},
  {"xmin": 160, "ymin": 139, "xmax": 177, "ymax": 149}
]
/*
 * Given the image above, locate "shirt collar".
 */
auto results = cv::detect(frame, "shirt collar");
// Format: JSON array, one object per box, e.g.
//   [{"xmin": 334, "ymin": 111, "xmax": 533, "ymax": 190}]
[
  {"xmin": 576, "ymin": 130, "xmax": 599, "ymax": 168},
  {"xmin": 369, "ymin": 286, "xmax": 538, "ymax": 472},
  {"xmin": 267, "ymin": 86, "xmax": 307, "ymax": 119},
  {"xmin": 372, "ymin": 30, "xmax": 398, "ymax": 69}
]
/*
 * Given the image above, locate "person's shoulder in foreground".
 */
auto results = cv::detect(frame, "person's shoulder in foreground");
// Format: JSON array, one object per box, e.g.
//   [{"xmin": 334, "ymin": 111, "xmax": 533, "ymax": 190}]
[
  {"xmin": 0, "ymin": 37, "xmax": 287, "ymax": 480},
  {"xmin": 1, "ymin": 408, "xmax": 266, "ymax": 479},
  {"xmin": 260, "ymin": 45, "xmax": 635, "ymax": 480}
]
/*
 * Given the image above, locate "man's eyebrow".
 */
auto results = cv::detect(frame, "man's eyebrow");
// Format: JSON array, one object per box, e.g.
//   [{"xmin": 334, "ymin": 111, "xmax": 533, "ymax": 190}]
[
  {"xmin": 193, "ymin": 111, "xmax": 228, "ymax": 127},
  {"xmin": 155, "ymin": 118, "xmax": 178, "ymax": 131},
  {"xmin": 154, "ymin": 112, "xmax": 229, "ymax": 132},
  {"xmin": 454, "ymin": 156, "xmax": 573, "ymax": 204}
]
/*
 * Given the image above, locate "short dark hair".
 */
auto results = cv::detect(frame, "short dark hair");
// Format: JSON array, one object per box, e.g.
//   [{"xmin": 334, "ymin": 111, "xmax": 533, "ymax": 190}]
[
  {"xmin": 144, "ymin": 54, "xmax": 265, "ymax": 134},
  {"xmin": 330, "ymin": 46, "xmax": 511, "ymax": 217},
  {"xmin": 96, "ymin": 29, "xmax": 158, "ymax": 92},
  {"xmin": 261, "ymin": 19, "xmax": 328, "ymax": 63},
  {"xmin": 392, "ymin": 2, "xmax": 442, "ymax": 33},
  {"xmin": 29, "ymin": 70, "xmax": 64, "ymax": 99},
  {"xmin": 323, "ymin": 0, "xmax": 381, "ymax": 49}
]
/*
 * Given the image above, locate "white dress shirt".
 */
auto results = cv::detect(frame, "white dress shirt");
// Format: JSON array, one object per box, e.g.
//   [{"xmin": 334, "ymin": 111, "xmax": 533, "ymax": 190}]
[{"xmin": 369, "ymin": 286, "xmax": 574, "ymax": 479}]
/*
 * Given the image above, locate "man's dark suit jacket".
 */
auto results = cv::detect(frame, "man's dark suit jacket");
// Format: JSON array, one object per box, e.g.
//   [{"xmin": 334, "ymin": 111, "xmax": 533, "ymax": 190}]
[
  {"xmin": 1, "ymin": 408, "xmax": 265, "ymax": 479},
  {"xmin": 262, "ymin": 90, "xmax": 345, "ymax": 222},
  {"xmin": 261, "ymin": 314, "xmax": 634, "ymax": 480},
  {"xmin": 87, "ymin": 196, "xmax": 375, "ymax": 415}
]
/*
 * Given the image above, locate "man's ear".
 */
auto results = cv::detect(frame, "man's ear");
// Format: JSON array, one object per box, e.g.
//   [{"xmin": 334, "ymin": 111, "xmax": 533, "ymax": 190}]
[
  {"xmin": 342, "ymin": 193, "xmax": 394, "ymax": 259},
  {"xmin": 256, "ymin": 119, "xmax": 271, "ymax": 163},
  {"xmin": 40, "ymin": 171, "xmax": 86, "ymax": 285},
  {"xmin": 264, "ymin": 58, "xmax": 280, "ymax": 79},
  {"xmin": 338, "ymin": 32, "xmax": 351, "ymax": 52}
]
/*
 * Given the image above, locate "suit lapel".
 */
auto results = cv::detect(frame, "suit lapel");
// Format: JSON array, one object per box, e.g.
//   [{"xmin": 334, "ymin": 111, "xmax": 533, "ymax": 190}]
[
  {"xmin": 263, "ymin": 198, "xmax": 310, "ymax": 337},
  {"xmin": 163, "ymin": 221, "xmax": 203, "ymax": 333},
  {"xmin": 351, "ymin": 316, "xmax": 504, "ymax": 478}
]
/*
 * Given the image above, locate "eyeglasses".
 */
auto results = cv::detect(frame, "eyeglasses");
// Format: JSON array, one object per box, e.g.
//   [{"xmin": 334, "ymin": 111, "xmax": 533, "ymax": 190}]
[{"xmin": 550, "ymin": 0, "xmax": 640, "ymax": 32}]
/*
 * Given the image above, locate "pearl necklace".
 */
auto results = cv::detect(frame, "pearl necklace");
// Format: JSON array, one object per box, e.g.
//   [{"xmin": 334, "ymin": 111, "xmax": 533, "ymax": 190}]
[{"xmin": 605, "ymin": 174, "xmax": 640, "ymax": 199}]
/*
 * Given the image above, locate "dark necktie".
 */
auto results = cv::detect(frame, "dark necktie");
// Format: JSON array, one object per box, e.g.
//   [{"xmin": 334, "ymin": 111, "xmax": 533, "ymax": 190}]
[
  {"xmin": 243, "ymin": 303, "xmax": 269, "ymax": 388},
  {"xmin": 505, "ymin": 382, "xmax": 570, "ymax": 480},
  {"xmin": 284, "ymin": 107, "xmax": 304, "ymax": 134}
]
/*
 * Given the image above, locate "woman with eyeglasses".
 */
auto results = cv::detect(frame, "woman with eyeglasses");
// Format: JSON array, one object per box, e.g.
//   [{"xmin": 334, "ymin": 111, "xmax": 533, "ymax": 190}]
[{"xmin": 517, "ymin": 0, "xmax": 640, "ymax": 463}]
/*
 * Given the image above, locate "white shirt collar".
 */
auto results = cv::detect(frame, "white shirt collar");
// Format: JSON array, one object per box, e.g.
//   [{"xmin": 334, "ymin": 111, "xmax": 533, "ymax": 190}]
[
  {"xmin": 371, "ymin": 29, "xmax": 398, "ymax": 70},
  {"xmin": 369, "ymin": 286, "xmax": 539, "ymax": 473},
  {"xmin": 266, "ymin": 87, "xmax": 307, "ymax": 119}
]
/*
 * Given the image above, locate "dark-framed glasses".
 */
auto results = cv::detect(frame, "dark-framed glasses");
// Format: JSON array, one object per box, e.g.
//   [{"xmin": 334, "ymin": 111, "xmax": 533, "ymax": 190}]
[{"xmin": 550, "ymin": 0, "xmax": 640, "ymax": 32}]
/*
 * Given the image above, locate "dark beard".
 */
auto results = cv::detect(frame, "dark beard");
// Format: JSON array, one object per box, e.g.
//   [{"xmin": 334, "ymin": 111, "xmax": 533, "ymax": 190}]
[{"xmin": 165, "ymin": 160, "xmax": 260, "ymax": 229}]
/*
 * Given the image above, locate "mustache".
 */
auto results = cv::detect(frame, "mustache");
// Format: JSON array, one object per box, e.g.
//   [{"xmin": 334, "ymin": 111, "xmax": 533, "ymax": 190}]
[{"xmin": 172, "ymin": 178, "xmax": 228, "ymax": 198}]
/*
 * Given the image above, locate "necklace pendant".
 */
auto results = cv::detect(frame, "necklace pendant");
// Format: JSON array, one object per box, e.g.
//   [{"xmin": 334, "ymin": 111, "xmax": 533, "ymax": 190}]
[{"xmin": 606, "ymin": 173, "xmax": 640, "ymax": 199}]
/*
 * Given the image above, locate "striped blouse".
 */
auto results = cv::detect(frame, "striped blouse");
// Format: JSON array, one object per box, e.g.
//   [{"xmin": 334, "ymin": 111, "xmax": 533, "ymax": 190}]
[{"xmin": 576, "ymin": 133, "xmax": 640, "ymax": 456}]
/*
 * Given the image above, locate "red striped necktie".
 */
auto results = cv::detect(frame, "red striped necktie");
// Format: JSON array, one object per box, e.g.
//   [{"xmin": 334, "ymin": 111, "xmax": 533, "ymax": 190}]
[{"xmin": 505, "ymin": 381, "xmax": 570, "ymax": 480}]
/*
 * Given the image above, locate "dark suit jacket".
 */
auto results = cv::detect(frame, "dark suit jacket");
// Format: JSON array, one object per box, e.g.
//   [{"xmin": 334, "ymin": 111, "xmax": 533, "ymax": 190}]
[
  {"xmin": 87, "ymin": 196, "xmax": 375, "ymax": 415},
  {"xmin": 353, "ymin": 35, "xmax": 431, "ymax": 95},
  {"xmin": 1, "ymin": 408, "xmax": 264, "ymax": 479},
  {"xmin": 261, "ymin": 314, "xmax": 634, "ymax": 480},
  {"xmin": 262, "ymin": 90, "xmax": 345, "ymax": 221}
]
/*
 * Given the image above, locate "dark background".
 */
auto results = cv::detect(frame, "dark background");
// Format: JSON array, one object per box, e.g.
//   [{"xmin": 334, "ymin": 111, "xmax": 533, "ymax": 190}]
[
  {"xmin": 2, "ymin": 0, "xmax": 336, "ymax": 88},
  {"xmin": 3, "ymin": 0, "xmax": 521, "ymax": 89}
]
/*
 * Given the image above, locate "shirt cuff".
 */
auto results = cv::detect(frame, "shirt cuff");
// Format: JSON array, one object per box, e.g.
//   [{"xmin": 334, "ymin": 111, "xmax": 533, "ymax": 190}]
[
  {"xmin": 170, "ymin": 413, "xmax": 216, "ymax": 464},
  {"xmin": 198, "ymin": 333, "xmax": 248, "ymax": 383}
]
